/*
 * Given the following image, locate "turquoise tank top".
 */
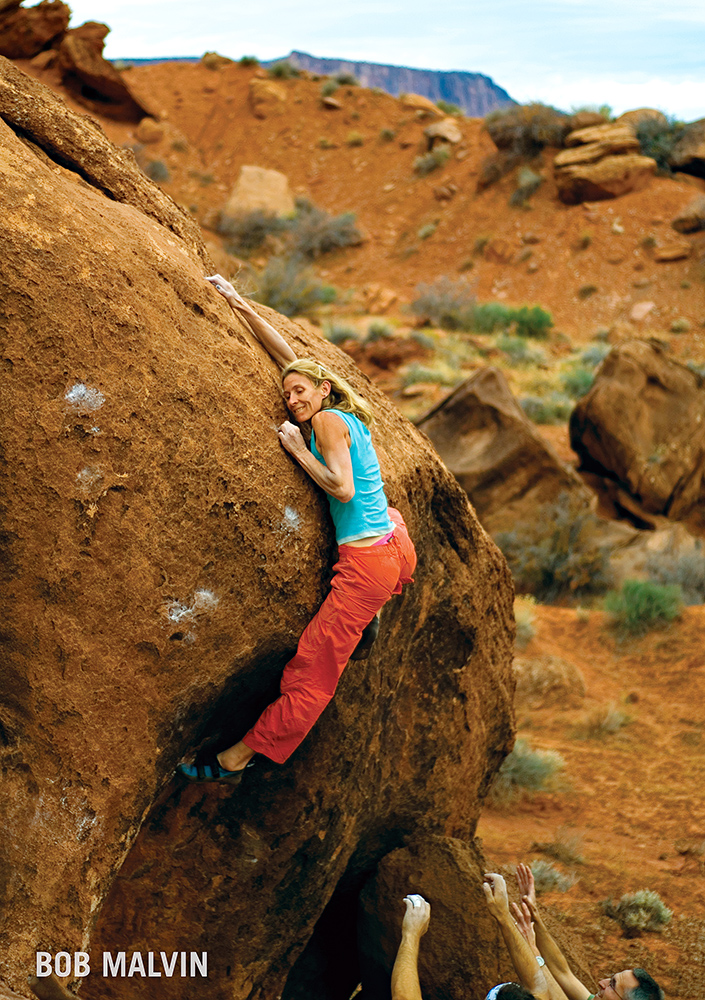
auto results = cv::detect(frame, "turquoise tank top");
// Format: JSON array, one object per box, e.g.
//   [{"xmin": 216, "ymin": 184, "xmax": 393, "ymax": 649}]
[{"xmin": 310, "ymin": 409, "xmax": 393, "ymax": 544}]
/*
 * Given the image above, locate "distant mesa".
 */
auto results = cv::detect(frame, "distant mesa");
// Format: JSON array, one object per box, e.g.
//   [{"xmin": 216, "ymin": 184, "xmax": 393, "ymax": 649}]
[{"xmin": 266, "ymin": 50, "xmax": 515, "ymax": 117}]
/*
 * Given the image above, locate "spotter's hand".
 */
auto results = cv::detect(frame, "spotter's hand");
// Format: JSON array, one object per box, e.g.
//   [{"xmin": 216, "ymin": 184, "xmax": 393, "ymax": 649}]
[
  {"xmin": 277, "ymin": 420, "xmax": 307, "ymax": 457},
  {"xmin": 401, "ymin": 894, "xmax": 431, "ymax": 937}
]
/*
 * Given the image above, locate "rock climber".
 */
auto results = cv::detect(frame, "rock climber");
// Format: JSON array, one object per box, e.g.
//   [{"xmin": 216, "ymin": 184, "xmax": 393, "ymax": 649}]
[
  {"xmin": 511, "ymin": 863, "xmax": 664, "ymax": 1000},
  {"xmin": 177, "ymin": 275, "xmax": 417, "ymax": 783}
]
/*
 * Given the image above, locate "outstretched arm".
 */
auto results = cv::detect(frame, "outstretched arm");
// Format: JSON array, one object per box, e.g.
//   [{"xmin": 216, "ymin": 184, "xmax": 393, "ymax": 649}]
[
  {"xmin": 205, "ymin": 274, "xmax": 296, "ymax": 368},
  {"xmin": 391, "ymin": 895, "xmax": 431, "ymax": 1000},
  {"xmin": 483, "ymin": 874, "xmax": 549, "ymax": 1000},
  {"xmin": 523, "ymin": 896, "xmax": 590, "ymax": 1000},
  {"xmin": 512, "ymin": 899, "xmax": 569, "ymax": 1000}
]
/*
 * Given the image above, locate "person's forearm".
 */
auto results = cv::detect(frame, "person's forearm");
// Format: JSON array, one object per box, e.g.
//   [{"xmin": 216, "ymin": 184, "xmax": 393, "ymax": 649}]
[
  {"xmin": 225, "ymin": 295, "xmax": 296, "ymax": 367},
  {"xmin": 391, "ymin": 933, "xmax": 423, "ymax": 1000},
  {"xmin": 532, "ymin": 916, "xmax": 587, "ymax": 1000},
  {"xmin": 291, "ymin": 448, "xmax": 354, "ymax": 501},
  {"xmin": 496, "ymin": 915, "xmax": 549, "ymax": 1000}
]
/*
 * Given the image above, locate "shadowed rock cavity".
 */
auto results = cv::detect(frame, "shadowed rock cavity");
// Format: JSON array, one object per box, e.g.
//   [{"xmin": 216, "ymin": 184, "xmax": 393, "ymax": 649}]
[{"xmin": 0, "ymin": 61, "xmax": 514, "ymax": 1000}]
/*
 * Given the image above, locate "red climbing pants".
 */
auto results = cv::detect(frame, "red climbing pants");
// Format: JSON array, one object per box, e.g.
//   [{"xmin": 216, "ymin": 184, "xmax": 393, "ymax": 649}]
[{"xmin": 242, "ymin": 508, "xmax": 416, "ymax": 763}]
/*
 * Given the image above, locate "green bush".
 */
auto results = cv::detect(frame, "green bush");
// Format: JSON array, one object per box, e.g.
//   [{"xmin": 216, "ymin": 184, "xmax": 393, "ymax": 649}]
[
  {"xmin": 561, "ymin": 366, "xmax": 594, "ymax": 399},
  {"xmin": 346, "ymin": 131, "xmax": 364, "ymax": 147},
  {"xmin": 513, "ymin": 305, "xmax": 553, "ymax": 339},
  {"xmin": 604, "ymin": 580, "xmax": 683, "ymax": 635},
  {"xmin": 379, "ymin": 127, "xmax": 396, "ymax": 142},
  {"xmin": 268, "ymin": 60, "xmax": 300, "ymax": 79},
  {"xmin": 646, "ymin": 547, "xmax": 705, "ymax": 606},
  {"xmin": 238, "ymin": 55, "xmax": 259, "ymax": 67},
  {"xmin": 411, "ymin": 276, "xmax": 476, "ymax": 330},
  {"xmin": 497, "ymin": 335, "xmax": 546, "ymax": 367},
  {"xmin": 487, "ymin": 738, "xmax": 565, "ymax": 805},
  {"xmin": 636, "ymin": 117, "xmax": 687, "ymax": 174},
  {"xmin": 413, "ymin": 146, "xmax": 451, "ymax": 176},
  {"xmin": 578, "ymin": 284, "xmax": 598, "ymax": 300},
  {"xmin": 520, "ymin": 394, "xmax": 573, "ymax": 424},
  {"xmin": 318, "ymin": 136, "xmax": 336, "ymax": 149},
  {"xmin": 320, "ymin": 79, "xmax": 339, "ymax": 98},
  {"xmin": 472, "ymin": 302, "xmax": 513, "ymax": 333},
  {"xmin": 335, "ymin": 72, "xmax": 358, "ymax": 86},
  {"xmin": 530, "ymin": 859, "xmax": 577, "ymax": 894},
  {"xmin": 145, "ymin": 160, "xmax": 170, "ymax": 183},
  {"xmin": 531, "ymin": 830, "xmax": 584, "ymax": 865},
  {"xmin": 217, "ymin": 210, "xmax": 288, "ymax": 256},
  {"xmin": 510, "ymin": 167, "xmax": 543, "ymax": 207},
  {"xmin": 289, "ymin": 198, "xmax": 361, "ymax": 259},
  {"xmin": 401, "ymin": 363, "xmax": 459, "ymax": 388},
  {"xmin": 603, "ymin": 890, "xmax": 672, "ymax": 937},
  {"xmin": 436, "ymin": 99, "xmax": 462, "ymax": 116},
  {"xmin": 418, "ymin": 222, "xmax": 438, "ymax": 240},
  {"xmin": 366, "ymin": 320, "xmax": 394, "ymax": 342},
  {"xmin": 572, "ymin": 703, "xmax": 632, "ymax": 739},
  {"xmin": 581, "ymin": 343, "xmax": 610, "ymax": 368},
  {"xmin": 495, "ymin": 493, "xmax": 612, "ymax": 601},
  {"xmin": 324, "ymin": 323, "xmax": 358, "ymax": 345},
  {"xmin": 252, "ymin": 255, "xmax": 334, "ymax": 317}
]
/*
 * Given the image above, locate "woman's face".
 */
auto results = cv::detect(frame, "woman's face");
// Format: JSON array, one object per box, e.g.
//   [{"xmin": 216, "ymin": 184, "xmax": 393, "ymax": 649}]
[{"xmin": 282, "ymin": 373, "xmax": 331, "ymax": 423}]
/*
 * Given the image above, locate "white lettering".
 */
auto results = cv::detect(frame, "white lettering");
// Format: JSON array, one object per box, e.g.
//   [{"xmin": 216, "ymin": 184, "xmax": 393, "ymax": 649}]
[
  {"xmin": 128, "ymin": 953, "xmax": 146, "ymax": 977},
  {"xmin": 103, "ymin": 952, "xmax": 126, "ymax": 977},
  {"xmin": 191, "ymin": 952, "xmax": 208, "ymax": 977},
  {"xmin": 75, "ymin": 953, "xmax": 90, "ymax": 977},
  {"xmin": 55, "ymin": 953, "xmax": 71, "ymax": 978},
  {"xmin": 36, "ymin": 953, "xmax": 52, "ymax": 977},
  {"xmin": 180, "ymin": 952, "xmax": 186, "ymax": 977},
  {"xmin": 147, "ymin": 953, "xmax": 161, "ymax": 978},
  {"xmin": 161, "ymin": 952, "xmax": 178, "ymax": 977}
]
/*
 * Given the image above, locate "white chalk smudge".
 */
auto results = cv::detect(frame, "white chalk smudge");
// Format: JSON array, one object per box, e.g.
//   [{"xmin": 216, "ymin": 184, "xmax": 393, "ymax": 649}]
[
  {"xmin": 165, "ymin": 590, "xmax": 220, "ymax": 625},
  {"xmin": 76, "ymin": 466, "xmax": 103, "ymax": 492},
  {"xmin": 281, "ymin": 506, "xmax": 301, "ymax": 534},
  {"xmin": 65, "ymin": 383, "xmax": 105, "ymax": 411}
]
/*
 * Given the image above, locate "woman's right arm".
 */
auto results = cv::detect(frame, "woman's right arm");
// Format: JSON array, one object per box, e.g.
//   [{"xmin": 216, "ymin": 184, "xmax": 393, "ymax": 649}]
[{"xmin": 205, "ymin": 274, "xmax": 297, "ymax": 369}]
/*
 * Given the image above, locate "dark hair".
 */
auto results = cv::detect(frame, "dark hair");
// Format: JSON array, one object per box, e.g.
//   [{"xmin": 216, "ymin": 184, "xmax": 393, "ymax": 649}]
[
  {"xmin": 627, "ymin": 969, "xmax": 664, "ymax": 1000},
  {"xmin": 498, "ymin": 986, "xmax": 537, "ymax": 1000}
]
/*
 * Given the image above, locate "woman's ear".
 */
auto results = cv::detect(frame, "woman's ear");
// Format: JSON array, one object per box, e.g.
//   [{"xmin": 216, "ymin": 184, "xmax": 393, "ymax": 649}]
[{"xmin": 320, "ymin": 379, "xmax": 332, "ymax": 399}]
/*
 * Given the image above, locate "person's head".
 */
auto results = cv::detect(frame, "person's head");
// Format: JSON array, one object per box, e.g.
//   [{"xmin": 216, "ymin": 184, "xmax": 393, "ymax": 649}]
[
  {"xmin": 486, "ymin": 984, "xmax": 536, "ymax": 1000},
  {"xmin": 281, "ymin": 359, "xmax": 374, "ymax": 426},
  {"xmin": 597, "ymin": 968, "xmax": 664, "ymax": 1000}
]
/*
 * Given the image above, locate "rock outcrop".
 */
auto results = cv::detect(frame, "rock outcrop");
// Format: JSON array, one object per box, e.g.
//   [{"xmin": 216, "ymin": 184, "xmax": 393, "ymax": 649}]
[
  {"xmin": 554, "ymin": 121, "xmax": 656, "ymax": 204},
  {"xmin": 416, "ymin": 367, "xmax": 593, "ymax": 534},
  {"xmin": 671, "ymin": 194, "xmax": 705, "ymax": 233},
  {"xmin": 0, "ymin": 0, "xmax": 69, "ymax": 58},
  {"xmin": 222, "ymin": 164, "xmax": 296, "ymax": 218},
  {"xmin": 570, "ymin": 340, "xmax": 705, "ymax": 518},
  {"xmin": 668, "ymin": 118, "xmax": 705, "ymax": 178},
  {"xmin": 0, "ymin": 62, "xmax": 514, "ymax": 1000},
  {"xmin": 248, "ymin": 76, "xmax": 287, "ymax": 118}
]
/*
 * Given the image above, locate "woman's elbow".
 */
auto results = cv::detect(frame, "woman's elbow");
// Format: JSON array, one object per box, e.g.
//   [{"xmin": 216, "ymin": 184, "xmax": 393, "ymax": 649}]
[{"xmin": 337, "ymin": 484, "xmax": 355, "ymax": 503}]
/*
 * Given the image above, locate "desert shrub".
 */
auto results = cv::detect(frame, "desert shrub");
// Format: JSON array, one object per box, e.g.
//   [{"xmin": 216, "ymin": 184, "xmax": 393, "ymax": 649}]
[
  {"xmin": 379, "ymin": 127, "xmax": 396, "ymax": 141},
  {"xmin": 645, "ymin": 546, "xmax": 705, "ymax": 605},
  {"xmin": 603, "ymin": 890, "xmax": 672, "ymax": 937},
  {"xmin": 366, "ymin": 320, "xmax": 394, "ymax": 342},
  {"xmin": 604, "ymin": 580, "xmax": 683, "ymax": 635},
  {"xmin": 572, "ymin": 703, "xmax": 632, "ymax": 739},
  {"xmin": 335, "ymin": 72, "xmax": 358, "ymax": 86},
  {"xmin": 318, "ymin": 136, "xmax": 336, "ymax": 149},
  {"xmin": 324, "ymin": 323, "xmax": 358, "ymax": 345},
  {"xmin": 418, "ymin": 222, "xmax": 438, "ymax": 240},
  {"xmin": 401, "ymin": 363, "xmax": 459, "ymax": 388},
  {"xmin": 217, "ymin": 210, "xmax": 288, "ymax": 256},
  {"xmin": 530, "ymin": 859, "xmax": 577, "ymax": 894},
  {"xmin": 531, "ymin": 829, "xmax": 584, "ymax": 865},
  {"xmin": 289, "ymin": 199, "xmax": 361, "ymax": 259},
  {"xmin": 581, "ymin": 343, "xmax": 610, "ymax": 367},
  {"xmin": 413, "ymin": 146, "xmax": 451, "ymax": 176},
  {"xmin": 485, "ymin": 103, "xmax": 571, "ymax": 156},
  {"xmin": 510, "ymin": 167, "xmax": 544, "ymax": 207},
  {"xmin": 495, "ymin": 493, "xmax": 612, "ymax": 601},
  {"xmin": 571, "ymin": 103, "xmax": 612, "ymax": 120},
  {"xmin": 145, "ymin": 160, "xmax": 170, "ymax": 183},
  {"xmin": 238, "ymin": 55, "xmax": 259, "ymax": 67},
  {"xmin": 578, "ymin": 284, "xmax": 598, "ymax": 300},
  {"xmin": 514, "ymin": 596, "xmax": 536, "ymax": 649},
  {"xmin": 268, "ymin": 60, "xmax": 300, "ymax": 79},
  {"xmin": 636, "ymin": 117, "xmax": 687, "ymax": 174},
  {"xmin": 520, "ymin": 394, "xmax": 573, "ymax": 424},
  {"xmin": 411, "ymin": 276, "xmax": 476, "ymax": 330},
  {"xmin": 346, "ymin": 131, "xmax": 364, "ymax": 147},
  {"xmin": 487, "ymin": 738, "xmax": 565, "ymax": 805},
  {"xmin": 512, "ymin": 305, "xmax": 553, "ymax": 339},
  {"xmin": 561, "ymin": 366, "xmax": 594, "ymax": 399},
  {"xmin": 472, "ymin": 302, "xmax": 513, "ymax": 333},
  {"xmin": 670, "ymin": 317, "xmax": 690, "ymax": 333},
  {"xmin": 252, "ymin": 255, "xmax": 334, "ymax": 317},
  {"xmin": 436, "ymin": 99, "xmax": 462, "ymax": 116},
  {"xmin": 320, "ymin": 79, "xmax": 339, "ymax": 98},
  {"xmin": 497, "ymin": 335, "xmax": 546, "ymax": 367}
]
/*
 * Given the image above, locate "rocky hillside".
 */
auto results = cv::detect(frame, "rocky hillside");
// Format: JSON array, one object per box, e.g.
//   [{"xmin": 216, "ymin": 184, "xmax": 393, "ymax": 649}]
[{"xmin": 277, "ymin": 50, "xmax": 515, "ymax": 116}]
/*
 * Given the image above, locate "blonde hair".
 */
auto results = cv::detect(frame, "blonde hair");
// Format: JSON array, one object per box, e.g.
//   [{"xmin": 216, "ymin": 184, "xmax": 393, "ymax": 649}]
[{"xmin": 281, "ymin": 358, "xmax": 375, "ymax": 427}]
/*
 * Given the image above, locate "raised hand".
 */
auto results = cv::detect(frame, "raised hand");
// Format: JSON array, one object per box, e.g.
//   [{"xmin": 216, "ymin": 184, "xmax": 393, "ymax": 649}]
[
  {"xmin": 401, "ymin": 894, "xmax": 431, "ymax": 938},
  {"xmin": 483, "ymin": 872, "xmax": 510, "ymax": 919},
  {"xmin": 516, "ymin": 862, "xmax": 537, "ymax": 909},
  {"xmin": 511, "ymin": 899, "xmax": 537, "ymax": 950}
]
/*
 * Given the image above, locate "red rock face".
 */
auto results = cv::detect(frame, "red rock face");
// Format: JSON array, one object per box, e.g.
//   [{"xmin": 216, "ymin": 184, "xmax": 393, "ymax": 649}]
[
  {"xmin": 0, "ymin": 62, "xmax": 514, "ymax": 999},
  {"xmin": 570, "ymin": 340, "xmax": 705, "ymax": 518},
  {"xmin": 0, "ymin": 0, "xmax": 69, "ymax": 59}
]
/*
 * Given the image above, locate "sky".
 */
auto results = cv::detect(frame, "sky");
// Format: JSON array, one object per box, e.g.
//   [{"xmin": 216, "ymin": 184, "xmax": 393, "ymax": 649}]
[{"xmin": 67, "ymin": 0, "xmax": 705, "ymax": 121}]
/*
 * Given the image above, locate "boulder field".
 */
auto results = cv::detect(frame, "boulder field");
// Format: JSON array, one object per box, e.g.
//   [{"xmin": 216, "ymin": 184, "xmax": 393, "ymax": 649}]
[{"xmin": 0, "ymin": 61, "xmax": 514, "ymax": 1000}]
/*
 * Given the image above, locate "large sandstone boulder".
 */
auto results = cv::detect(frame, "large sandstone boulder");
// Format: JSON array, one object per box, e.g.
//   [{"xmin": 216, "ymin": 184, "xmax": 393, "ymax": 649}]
[
  {"xmin": 57, "ymin": 21, "xmax": 153, "ymax": 120},
  {"xmin": 668, "ymin": 118, "xmax": 705, "ymax": 179},
  {"xmin": 222, "ymin": 164, "xmax": 296, "ymax": 218},
  {"xmin": 424, "ymin": 116, "xmax": 463, "ymax": 148},
  {"xmin": 400, "ymin": 92, "xmax": 444, "ymax": 117},
  {"xmin": 248, "ymin": 76, "xmax": 287, "ymax": 118},
  {"xmin": 0, "ymin": 62, "xmax": 514, "ymax": 1000},
  {"xmin": 416, "ymin": 367, "xmax": 593, "ymax": 534},
  {"xmin": 563, "ymin": 122, "xmax": 638, "ymax": 150},
  {"xmin": 555, "ymin": 152, "xmax": 657, "ymax": 204},
  {"xmin": 570, "ymin": 340, "xmax": 705, "ymax": 518},
  {"xmin": 616, "ymin": 108, "xmax": 669, "ymax": 129},
  {"xmin": 672, "ymin": 194, "xmax": 705, "ymax": 233},
  {"xmin": 0, "ymin": 0, "xmax": 68, "ymax": 58}
]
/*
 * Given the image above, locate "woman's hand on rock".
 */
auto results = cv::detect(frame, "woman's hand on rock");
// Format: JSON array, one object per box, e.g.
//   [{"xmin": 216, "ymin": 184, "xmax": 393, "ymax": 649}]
[
  {"xmin": 277, "ymin": 420, "xmax": 307, "ymax": 457},
  {"xmin": 205, "ymin": 274, "xmax": 252, "ymax": 313}
]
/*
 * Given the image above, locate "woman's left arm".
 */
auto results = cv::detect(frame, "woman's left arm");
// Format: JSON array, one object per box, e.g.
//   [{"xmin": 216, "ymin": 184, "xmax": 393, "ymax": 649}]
[{"xmin": 278, "ymin": 411, "xmax": 354, "ymax": 502}]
